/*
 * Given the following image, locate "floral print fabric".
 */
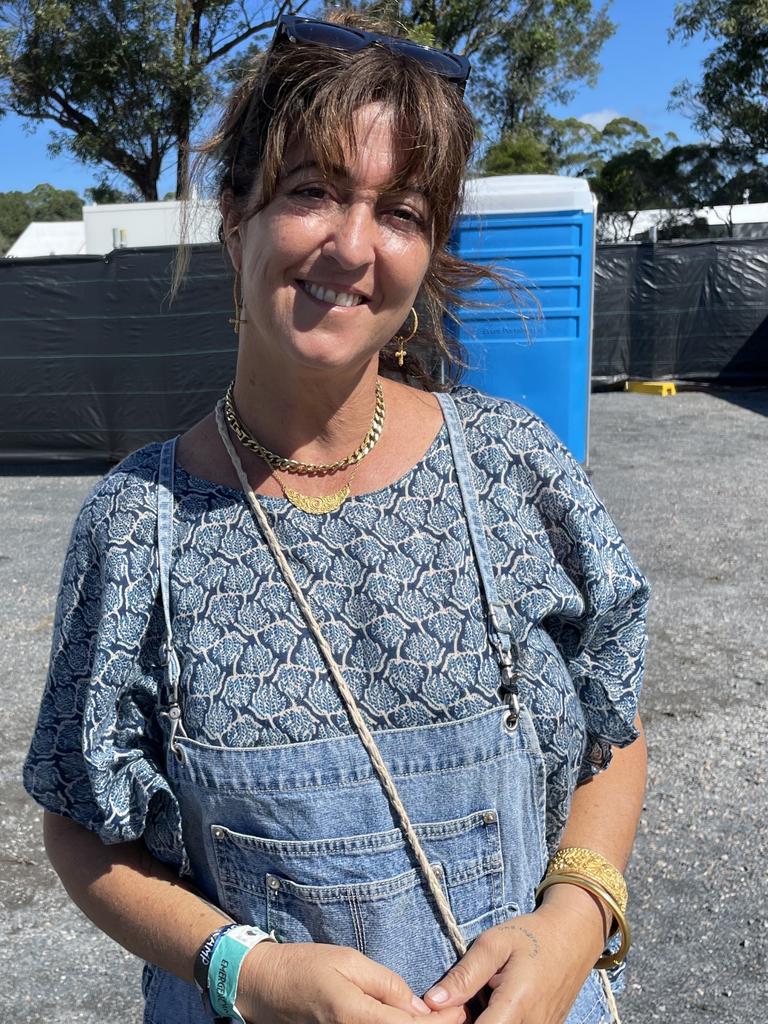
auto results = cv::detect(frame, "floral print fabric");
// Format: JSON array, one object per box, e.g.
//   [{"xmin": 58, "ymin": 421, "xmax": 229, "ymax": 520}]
[{"xmin": 23, "ymin": 386, "xmax": 650, "ymax": 870}]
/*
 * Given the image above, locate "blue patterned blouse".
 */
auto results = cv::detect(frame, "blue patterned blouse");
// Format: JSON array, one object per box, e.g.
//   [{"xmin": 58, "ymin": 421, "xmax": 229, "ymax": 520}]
[{"xmin": 23, "ymin": 386, "xmax": 650, "ymax": 872}]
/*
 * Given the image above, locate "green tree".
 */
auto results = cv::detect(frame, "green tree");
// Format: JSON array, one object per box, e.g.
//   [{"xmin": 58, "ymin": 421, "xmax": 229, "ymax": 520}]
[
  {"xmin": 1, "ymin": 0, "xmax": 615, "ymax": 199},
  {"xmin": 551, "ymin": 116, "xmax": 672, "ymax": 175},
  {"xmin": 590, "ymin": 141, "xmax": 767, "ymax": 240},
  {"xmin": 591, "ymin": 148, "xmax": 668, "ymax": 239},
  {"xmin": 670, "ymin": 0, "xmax": 768, "ymax": 155},
  {"xmin": 0, "ymin": 189, "xmax": 29, "ymax": 253},
  {"xmin": 0, "ymin": 183, "xmax": 83, "ymax": 254},
  {"xmin": 461, "ymin": 0, "xmax": 616, "ymax": 136},
  {"xmin": 333, "ymin": 1, "xmax": 616, "ymax": 137},
  {"xmin": 84, "ymin": 181, "xmax": 141, "ymax": 205},
  {"xmin": 711, "ymin": 164, "xmax": 768, "ymax": 205},
  {"xmin": 0, "ymin": 0, "xmax": 311, "ymax": 201},
  {"xmin": 482, "ymin": 115, "xmax": 674, "ymax": 177},
  {"xmin": 659, "ymin": 143, "xmax": 768, "ymax": 235},
  {"xmin": 481, "ymin": 128, "xmax": 557, "ymax": 175},
  {"xmin": 25, "ymin": 182, "xmax": 82, "ymax": 220}
]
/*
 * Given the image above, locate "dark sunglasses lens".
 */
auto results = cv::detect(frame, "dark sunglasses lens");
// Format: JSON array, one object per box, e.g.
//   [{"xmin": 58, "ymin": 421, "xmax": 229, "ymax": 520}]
[
  {"xmin": 287, "ymin": 20, "xmax": 366, "ymax": 51},
  {"xmin": 385, "ymin": 40, "xmax": 466, "ymax": 80},
  {"xmin": 279, "ymin": 18, "xmax": 468, "ymax": 84}
]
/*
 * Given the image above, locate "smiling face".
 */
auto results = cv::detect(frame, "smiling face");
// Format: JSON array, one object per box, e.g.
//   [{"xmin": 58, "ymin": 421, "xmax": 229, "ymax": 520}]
[{"xmin": 224, "ymin": 103, "xmax": 433, "ymax": 379}]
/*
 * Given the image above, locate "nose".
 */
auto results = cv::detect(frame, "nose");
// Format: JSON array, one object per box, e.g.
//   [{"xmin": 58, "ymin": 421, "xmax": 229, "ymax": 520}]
[{"xmin": 322, "ymin": 200, "xmax": 376, "ymax": 270}]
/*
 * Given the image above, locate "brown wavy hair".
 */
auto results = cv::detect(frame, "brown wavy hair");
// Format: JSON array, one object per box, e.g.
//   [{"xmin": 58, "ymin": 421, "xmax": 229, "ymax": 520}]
[{"xmin": 175, "ymin": 10, "xmax": 526, "ymax": 389}]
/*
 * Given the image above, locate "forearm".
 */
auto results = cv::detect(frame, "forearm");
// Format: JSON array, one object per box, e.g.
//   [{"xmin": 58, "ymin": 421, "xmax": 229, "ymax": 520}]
[
  {"xmin": 537, "ymin": 714, "xmax": 648, "ymax": 953},
  {"xmin": 43, "ymin": 810, "xmax": 232, "ymax": 983},
  {"xmin": 558, "ymin": 714, "xmax": 648, "ymax": 869}
]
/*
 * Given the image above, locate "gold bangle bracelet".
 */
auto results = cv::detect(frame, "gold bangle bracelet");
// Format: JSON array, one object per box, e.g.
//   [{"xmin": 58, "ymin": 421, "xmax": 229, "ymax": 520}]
[
  {"xmin": 535, "ymin": 872, "xmax": 632, "ymax": 970},
  {"xmin": 547, "ymin": 847, "xmax": 628, "ymax": 913}
]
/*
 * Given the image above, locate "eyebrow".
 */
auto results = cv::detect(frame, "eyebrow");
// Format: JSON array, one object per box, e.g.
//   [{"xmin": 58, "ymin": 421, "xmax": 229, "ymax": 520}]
[
  {"xmin": 284, "ymin": 160, "xmax": 333, "ymax": 180},
  {"xmin": 282, "ymin": 160, "xmax": 428, "ymax": 198}
]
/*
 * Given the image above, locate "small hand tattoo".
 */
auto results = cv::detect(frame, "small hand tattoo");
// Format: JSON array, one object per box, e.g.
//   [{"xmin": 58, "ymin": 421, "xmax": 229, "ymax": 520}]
[{"xmin": 497, "ymin": 924, "xmax": 541, "ymax": 960}]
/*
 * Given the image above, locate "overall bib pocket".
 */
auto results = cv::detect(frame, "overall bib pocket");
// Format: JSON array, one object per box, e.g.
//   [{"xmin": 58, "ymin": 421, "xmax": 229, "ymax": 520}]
[{"xmin": 210, "ymin": 807, "xmax": 510, "ymax": 995}]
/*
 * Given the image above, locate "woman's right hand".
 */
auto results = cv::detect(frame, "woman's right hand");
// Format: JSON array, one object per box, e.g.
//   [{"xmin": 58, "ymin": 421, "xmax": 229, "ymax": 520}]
[{"xmin": 237, "ymin": 940, "xmax": 469, "ymax": 1024}]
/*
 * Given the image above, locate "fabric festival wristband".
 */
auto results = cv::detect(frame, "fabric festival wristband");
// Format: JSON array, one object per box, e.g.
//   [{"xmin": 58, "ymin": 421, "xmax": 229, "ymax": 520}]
[
  {"xmin": 207, "ymin": 924, "xmax": 278, "ymax": 1023},
  {"xmin": 194, "ymin": 924, "xmax": 237, "ymax": 998}
]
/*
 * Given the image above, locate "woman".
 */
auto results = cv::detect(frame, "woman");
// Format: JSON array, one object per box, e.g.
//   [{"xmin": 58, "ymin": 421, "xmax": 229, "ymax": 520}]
[{"xmin": 24, "ymin": 13, "xmax": 650, "ymax": 1024}]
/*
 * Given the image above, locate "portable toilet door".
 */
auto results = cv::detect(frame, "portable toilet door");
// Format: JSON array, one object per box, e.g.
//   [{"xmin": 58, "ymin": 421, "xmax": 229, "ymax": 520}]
[{"xmin": 451, "ymin": 174, "xmax": 597, "ymax": 464}]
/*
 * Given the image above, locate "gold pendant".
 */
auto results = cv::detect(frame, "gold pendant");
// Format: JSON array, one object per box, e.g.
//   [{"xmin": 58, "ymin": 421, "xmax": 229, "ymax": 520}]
[{"xmin": 282, "ymin": 483, "xmax": 351, "ymax": 514}]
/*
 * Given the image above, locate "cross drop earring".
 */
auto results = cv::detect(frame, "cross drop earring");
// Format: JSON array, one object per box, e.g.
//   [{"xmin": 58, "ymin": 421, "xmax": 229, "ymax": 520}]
[
  {"xmin": 228, "ymin": 272, "xmax": 247, "ymax": 334},
  {"xmin": 393, "ymin": 307, "xmax": 419, "ymax": 366}
]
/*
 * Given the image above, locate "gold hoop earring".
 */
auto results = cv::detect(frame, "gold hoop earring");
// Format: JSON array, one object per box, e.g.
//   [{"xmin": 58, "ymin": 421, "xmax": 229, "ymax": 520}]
[
  {"xmin": 228, "ymin": 272, "xmax": 247, "ymax": 334},
  {"xmin": 393, "ymin": 307, "xmax": 418, "ymax": 367}
]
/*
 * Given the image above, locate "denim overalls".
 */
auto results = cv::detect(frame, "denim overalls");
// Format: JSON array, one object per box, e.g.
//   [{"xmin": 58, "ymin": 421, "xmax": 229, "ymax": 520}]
[{"xmin": 143, "ymin": 392, "xmax": 613, "ymax": 1024}]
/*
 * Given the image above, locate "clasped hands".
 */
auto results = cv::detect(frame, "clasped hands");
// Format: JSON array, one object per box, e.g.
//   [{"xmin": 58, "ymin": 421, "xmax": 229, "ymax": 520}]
[
  {"xmin": 237, "ymin": 893, "xmax": 607, "ymax": 1024},
  {"xmin": 421, "ymin": 894, "xmax": 609, "ymax": 1024}
]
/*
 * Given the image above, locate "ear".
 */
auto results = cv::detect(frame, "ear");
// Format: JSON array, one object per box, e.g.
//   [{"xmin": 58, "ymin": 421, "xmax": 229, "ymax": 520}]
[{"xmin": 221, "ymin": 189, "xmax": 243, "ymax": 273}]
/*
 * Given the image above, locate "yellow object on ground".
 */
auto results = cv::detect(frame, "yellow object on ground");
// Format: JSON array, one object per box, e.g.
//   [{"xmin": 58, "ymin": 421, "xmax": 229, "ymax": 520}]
[{"xmin": 624, "ymin": 381, "xmax": 677, "ymax": 396}]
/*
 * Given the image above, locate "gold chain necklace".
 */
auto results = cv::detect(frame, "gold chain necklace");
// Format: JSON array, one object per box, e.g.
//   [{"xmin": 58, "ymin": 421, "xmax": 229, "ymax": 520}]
[
  {"xmin": 273, "ymin": 462, "xmax": 362, "ymax": 514},
  {"xmin": 224, "ymin": 380, "xmax": 385, "ymax": 474}
]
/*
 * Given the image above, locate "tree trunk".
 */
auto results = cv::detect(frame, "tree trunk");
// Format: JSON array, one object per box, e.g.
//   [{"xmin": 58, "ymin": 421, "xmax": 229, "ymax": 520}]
[
  {"xmin": 112, "ymin": 159, "xmax": 158, "ymax": 201},
  {"xmin": 137, "ymin": 178, "xmax": 160, "ymax": 202}
]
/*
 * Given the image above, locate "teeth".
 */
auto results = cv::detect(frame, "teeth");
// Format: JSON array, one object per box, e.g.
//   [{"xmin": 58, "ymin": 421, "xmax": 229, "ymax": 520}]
[{"xmin": 302, "ymin": 281, "xmax": 363, "ymax": 307}]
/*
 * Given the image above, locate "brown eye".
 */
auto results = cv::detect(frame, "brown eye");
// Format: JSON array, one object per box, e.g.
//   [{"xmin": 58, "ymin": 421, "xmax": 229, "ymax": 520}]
[
  {"xmin": 294, "ymin": 186, "xmax": 329, "ymax": 200},
  {"xmin": 388, "ymin": 206, "xmax": 427, "ymax": 230}
]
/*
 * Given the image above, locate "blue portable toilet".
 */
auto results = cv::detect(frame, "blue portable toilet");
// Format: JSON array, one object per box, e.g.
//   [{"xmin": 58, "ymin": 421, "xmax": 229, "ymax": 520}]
[{"xmin": 451, "ymin": 175, "xmax": 597, "ymax": 464}]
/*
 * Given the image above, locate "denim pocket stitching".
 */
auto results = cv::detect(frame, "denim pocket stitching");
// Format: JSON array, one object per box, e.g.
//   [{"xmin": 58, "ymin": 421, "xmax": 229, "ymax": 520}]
[
  {"xmin": 265, "ymin": 862, "xmax": 441, "ymax": 903},
  {"xmin": 211, "ymin": 809, "xmax": 506, "ymax": 900},
  {"xmin": 210, "ymin": 807, "xmax": 503, "ymax": 858},
  {"xmin": 349, "ymin": 890, "xmax": 367, "ymax": 954}
]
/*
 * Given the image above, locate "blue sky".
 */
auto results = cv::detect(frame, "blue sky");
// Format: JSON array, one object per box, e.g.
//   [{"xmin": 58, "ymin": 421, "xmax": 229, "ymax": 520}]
[
  {"xmin": 0, "ymin": 0, "xmax": 713, "ymax": 198},
  {"xmin": 550, "ymin": 0, "xmax": 713, "ymax": 140}
]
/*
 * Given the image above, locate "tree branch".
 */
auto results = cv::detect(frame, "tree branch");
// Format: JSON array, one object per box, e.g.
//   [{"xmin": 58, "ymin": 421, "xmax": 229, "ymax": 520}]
[
  {"xmin": 45, "ymin": 87, "xmax": 147, "ymax": 180},
  {"xmin": 205, "ymin": 0, "xmax": 311, "ymax": 64}
]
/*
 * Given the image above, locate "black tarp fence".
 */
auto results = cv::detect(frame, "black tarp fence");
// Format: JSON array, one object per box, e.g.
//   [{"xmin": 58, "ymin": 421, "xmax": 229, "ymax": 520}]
[
  {"xmin": 0, "ymin": 245, "xmax": 237, "ymax": 459},
  {"xmin": 1, "ymin": 237, "xmax": 767, "ymax": 459},
  {"xmin": 593, "ymin": 237, "xmax": 768, "ymax": 386}
]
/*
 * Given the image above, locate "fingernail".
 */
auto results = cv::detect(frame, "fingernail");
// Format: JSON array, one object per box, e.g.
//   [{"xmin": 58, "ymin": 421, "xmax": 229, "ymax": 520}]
[
  {"xmin": 411, "ymin": 995, "xmax": 432, "ymax": 1015},
  {"xmin": 426, "ymin": 986, "xmax": 448, "ymax": 1004}
]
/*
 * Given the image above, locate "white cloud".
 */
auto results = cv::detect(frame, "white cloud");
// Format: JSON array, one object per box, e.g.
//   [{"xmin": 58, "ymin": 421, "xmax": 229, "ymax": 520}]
[{"xmin": 577, "ymin": 108, "xmax": 621, "ymax": 130}]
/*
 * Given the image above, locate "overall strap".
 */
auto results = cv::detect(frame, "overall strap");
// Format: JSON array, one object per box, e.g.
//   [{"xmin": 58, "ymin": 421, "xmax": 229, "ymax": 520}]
[
  {"xmin": 156, "ymin": 437, "xmax": 186, "ymax": 759},
  {"xmin": 434, "ymin": 391, "xmax": 520, "ymax": 730}
]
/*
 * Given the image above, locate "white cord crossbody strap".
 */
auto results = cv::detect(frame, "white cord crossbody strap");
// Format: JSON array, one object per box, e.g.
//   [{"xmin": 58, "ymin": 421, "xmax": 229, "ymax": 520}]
[{"xmin": 213, "ymin": 399, "xmax": 469, "ymax": 959}]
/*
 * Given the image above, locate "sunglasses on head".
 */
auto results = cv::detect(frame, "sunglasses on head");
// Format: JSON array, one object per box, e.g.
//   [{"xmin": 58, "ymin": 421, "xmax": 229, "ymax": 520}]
[{"xmin": 272, "ymin": 15, "xmax": 471, "ymax": 93}]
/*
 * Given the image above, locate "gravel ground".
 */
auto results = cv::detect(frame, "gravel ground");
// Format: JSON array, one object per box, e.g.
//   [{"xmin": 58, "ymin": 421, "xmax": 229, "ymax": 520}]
[{"xmin": 1, "ymin": 388, "xmax": 766, "ymax": 1023}]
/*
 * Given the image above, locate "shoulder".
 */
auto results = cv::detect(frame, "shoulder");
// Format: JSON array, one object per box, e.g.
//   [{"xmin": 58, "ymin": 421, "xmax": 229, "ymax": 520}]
[
  {"xmin": 448, "ymin": 383, "xmax": 533, "ymax": 424},
  {"xmin": 447, "ymin": 385, "xmax": 618, "ymax": 536},
  {"xmin": 70, "ymin": 442, "xmax": 165, "ymax": 557},
  {"xmin": 447, "ymin": 384, "xmax": 571, "ymax": 466}
]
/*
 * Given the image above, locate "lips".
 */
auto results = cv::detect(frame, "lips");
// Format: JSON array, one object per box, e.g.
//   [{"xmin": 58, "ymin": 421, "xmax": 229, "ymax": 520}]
[{"xmin": 298, "ymin": 280, "xmax": 368, "ymax": 307}]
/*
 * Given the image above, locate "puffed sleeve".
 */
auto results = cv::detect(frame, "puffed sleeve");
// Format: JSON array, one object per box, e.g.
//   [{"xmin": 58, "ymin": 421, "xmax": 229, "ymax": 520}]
[
  {"xmin": 528, "ymin": 415, "xmax": 651, "ymax": 782},
  {"xmin": 22, "ymin": 459, "xmax": 184, "ymax": 864}
]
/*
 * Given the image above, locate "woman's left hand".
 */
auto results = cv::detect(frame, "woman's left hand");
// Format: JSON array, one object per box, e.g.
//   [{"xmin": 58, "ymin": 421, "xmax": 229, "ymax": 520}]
[{"xmin": 422, "ymin": 890, "xmax": 608, "ymax": 1024}]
